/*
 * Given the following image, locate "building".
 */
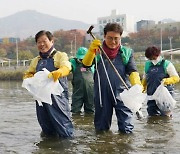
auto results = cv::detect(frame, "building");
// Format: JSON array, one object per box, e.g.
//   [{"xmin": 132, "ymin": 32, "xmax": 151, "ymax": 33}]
[
  {"xmin": 97, "ymin": 10, "xmax": 135, "ymax": 38},
  {"xmin": 149, "ymin": 21, "xmax": 180, "ymax": 32},
  {"xmin": 136, "ymin": 20, "xmax": 180, "ymax": 33},
  {"xmin": 136, "ymin": 20, "xmax": 155, "ymax": 32}
]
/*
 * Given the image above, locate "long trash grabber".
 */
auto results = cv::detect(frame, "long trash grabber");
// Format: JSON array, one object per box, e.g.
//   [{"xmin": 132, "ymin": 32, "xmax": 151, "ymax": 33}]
[
  {"xmin": 99, "ymin": 53, "xmax": 118, "ymax": 105},
  {"xmin": 87, "ymin": 25, "xmax": 129, "ymax": 90},
  {"xmin": 87, "ymin": 25, "xmax": 144, "ymax": 119}
]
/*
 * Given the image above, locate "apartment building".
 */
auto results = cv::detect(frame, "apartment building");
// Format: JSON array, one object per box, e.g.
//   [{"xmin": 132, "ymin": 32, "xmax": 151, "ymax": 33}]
[
  {"xmin": 136, "ymin": 20, "xmax": 156, "ymax": 32},
  {"xmin": 97, "ymin": 10, "xmax": 135, "ymax": 38},
  {"xmin": 137, "ymin": 20, "xmax": 180, "ymax": 33},
  {"xmin": 150, "ymin": 21, "xmax": 180, "ymax": 32}
]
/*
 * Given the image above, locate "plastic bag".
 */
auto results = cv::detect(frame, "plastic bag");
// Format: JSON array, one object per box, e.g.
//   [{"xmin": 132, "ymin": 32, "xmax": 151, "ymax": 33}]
[
  {"xmin": 22, "ymin": 68, "xmax": 64, "ymax": 105},
  {"xmin": 149, "ymin": 83, "xmax": 176, "ymax": 112},
  {"xmin": 116, "ymin": 84, "xmax": 146, "ymax": 113}
]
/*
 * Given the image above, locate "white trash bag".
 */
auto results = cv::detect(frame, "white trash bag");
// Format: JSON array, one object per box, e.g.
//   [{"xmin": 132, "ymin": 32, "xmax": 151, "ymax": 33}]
[
  {"xmin": 148, "ymin": 83, "xmax": 176, "ymax": 112},
  {"xmin": 116, "ymin": 84, "xmax": 146, "ymax": 113},
  {"xmin": 22, "ymin": 68, "xmax": 64, "ymax": 105}
]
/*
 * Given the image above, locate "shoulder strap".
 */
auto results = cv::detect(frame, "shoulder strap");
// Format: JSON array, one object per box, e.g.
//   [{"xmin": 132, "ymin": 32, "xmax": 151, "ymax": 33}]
[
  {"xmin": 120, "ymin": 46, "xmax": 132, "ymax": 65},
  {"xmin": 144, "ymin": 60, "xmax": 152, "ymax": 73},
  {"xmin": 49, "ymin": 50, "xmax": 57, "ymax": 58},
  {"xmin": 162, "ymin": 59, "xmax": 170, "ymax": 74}
]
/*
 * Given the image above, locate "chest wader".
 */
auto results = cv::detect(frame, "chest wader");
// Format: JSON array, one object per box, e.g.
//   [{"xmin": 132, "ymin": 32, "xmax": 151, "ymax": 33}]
[
  {"xmin": 71, "ymin": 60, "xmax": 94, "ymax": 113},
  {"xmin": 94, "ymin": 53, "xmax": 133, "ymax": 133},
  {"xmin": 35, "ymin": 54, "xmax": 74, "ymax": 138},
  {"xmin": 146, "ymin": 60, "xmax": 174, "ymax": 116}
]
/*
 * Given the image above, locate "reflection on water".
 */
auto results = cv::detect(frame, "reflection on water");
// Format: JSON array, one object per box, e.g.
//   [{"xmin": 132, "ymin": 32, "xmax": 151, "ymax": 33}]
[
  {"xmin": 1, "ymin": 81, "xmax": 180, "ymax": 153},
  {"xmin": 35, "ymin": 136, "xmax": 74, "ymax": 154},
  {"xmin": 142, "ymin": 116, "xmax": 175, "ymax": 152}
]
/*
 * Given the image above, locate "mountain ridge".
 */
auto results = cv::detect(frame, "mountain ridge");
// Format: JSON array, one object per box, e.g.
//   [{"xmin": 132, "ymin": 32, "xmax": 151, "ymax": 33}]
[{"xmin": 0, "ymin": 10, "xmax": 91, "ymax": 39}]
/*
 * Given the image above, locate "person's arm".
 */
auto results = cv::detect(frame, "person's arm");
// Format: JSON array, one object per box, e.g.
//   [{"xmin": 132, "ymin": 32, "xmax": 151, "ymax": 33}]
[
  {"xmin": 125, "ymin": 52, "xmax": 142, "ymax": 86},
  {"xmin": 163, "ymin": 62, "xmax": 179, "ymax": 85},
  {"xmin": 82, "ymin": 39, "xmax": 101, "ymax": 66},
  {"xmin": 129, "ymin": 72, "xmax": 142, "ymax": 86},
  {"xmin": 48, "ymin": 51, "xmax": 71, "ymax": 82},
  {"xmin": 23, "ymin": 57, "xmax": 39, "ymax": 79}
]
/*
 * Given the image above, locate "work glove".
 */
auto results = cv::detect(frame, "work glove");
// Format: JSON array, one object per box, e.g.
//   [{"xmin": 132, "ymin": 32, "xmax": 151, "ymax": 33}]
[
  {"xmin": 129, "ymin": 72, "xmax": 143, "ymax": 91},
  {"xmin": 89, "ymin": 39, "xmax": 101, "ymax": 53},
  {"xmin": 82, "ymin": 39, "xmax": 101, "ymax": 66},
  {"xmin": 48, "ymin": 66, "xmax": 70, "ymax": 82},
  {"xmin": 162, "ymin": 76, "xmax": 180, "ymax": 85},
  {"xmin": 23, "ymin": 73, "xmax": 34, "ymax": 79},
  {"xmin": 141, "ymin": 78, "xmax": 147, "ymax": 93},
  {"xmin": 23, "ymin": 57, "xmax": 39, "ymax": 79}
]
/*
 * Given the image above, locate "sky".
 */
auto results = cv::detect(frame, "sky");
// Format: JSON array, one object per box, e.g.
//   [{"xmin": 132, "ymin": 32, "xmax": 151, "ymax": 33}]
[{"xmin": 0, "ymin": 0, "xmax": 180, "ymax": 24}]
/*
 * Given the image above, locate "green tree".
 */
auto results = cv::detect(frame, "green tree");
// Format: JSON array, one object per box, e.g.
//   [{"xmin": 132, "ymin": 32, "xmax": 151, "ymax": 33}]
[
  {"xmin": 0, "ymin": 48, "xmax": 7, "ymax": 58},
  {"xmin": 18, "ymin": 50, "xmax": 34, "ymax": 60}
]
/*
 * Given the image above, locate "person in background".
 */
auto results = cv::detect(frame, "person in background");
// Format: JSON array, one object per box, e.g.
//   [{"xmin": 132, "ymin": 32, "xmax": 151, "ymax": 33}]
[
  {"xmin": 23, "ymin": 30, "xmax": 74, "ymax": 138},
  {"xmin": 142, "ymin": 46, "xmax": 179, "ymax": 117},
  {"xmin": 70, "ymin": 47, "xmax": 94, "ymax": 114},
  {"xmin": 82, "ymin": 23, "xmax": 142, "ymax": 133}
]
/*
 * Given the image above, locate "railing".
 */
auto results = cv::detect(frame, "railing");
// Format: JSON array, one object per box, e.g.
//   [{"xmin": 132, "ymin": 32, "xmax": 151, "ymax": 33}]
[{"xmin": 0, "ymin": 59, "xmax": 31, "ymax": 68}]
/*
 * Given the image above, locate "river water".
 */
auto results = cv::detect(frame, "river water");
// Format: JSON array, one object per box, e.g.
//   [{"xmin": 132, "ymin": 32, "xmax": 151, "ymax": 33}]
[{"xmin": 1, "ymin": 81, "xmax": 180, "ymax": 154}]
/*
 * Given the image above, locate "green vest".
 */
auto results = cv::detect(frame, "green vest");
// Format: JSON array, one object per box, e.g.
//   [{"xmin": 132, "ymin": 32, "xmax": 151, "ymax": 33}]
[
  {"xmin": 95, "ymin": 45, "xmax": 132, "ymax": 65},
  {"xmin": 70, "ymin": 58, "xmax": 95, "ymax": 73},
  {"xmin": 145, "ymin": 58, "xmax": 170, "ymax": 74}
]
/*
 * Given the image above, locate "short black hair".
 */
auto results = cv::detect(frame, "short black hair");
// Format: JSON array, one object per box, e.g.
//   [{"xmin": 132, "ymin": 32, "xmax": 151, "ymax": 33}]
[
  {"xmin": 145, "ymin": 46, "xmax": 161, "ymax": 59},
  {"xmin": 35, "ymin": 30, "xmax": 54, "ymax": 43},
  {"xmin": 104, "ymin": 23, "xmax": 123, "ymax": 36}
]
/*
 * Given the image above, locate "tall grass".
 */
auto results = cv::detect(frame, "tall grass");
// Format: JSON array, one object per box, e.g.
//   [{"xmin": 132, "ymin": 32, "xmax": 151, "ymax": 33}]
[{"xmin": 0, "ymin": 69, "xmax": 25, "ymax": 80}]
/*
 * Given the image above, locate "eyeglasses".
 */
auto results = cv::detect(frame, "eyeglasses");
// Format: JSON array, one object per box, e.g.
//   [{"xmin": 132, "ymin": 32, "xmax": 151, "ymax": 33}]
[{"xmin": 106, "ymin": 36, "xmax": 120, "ymax": 42}]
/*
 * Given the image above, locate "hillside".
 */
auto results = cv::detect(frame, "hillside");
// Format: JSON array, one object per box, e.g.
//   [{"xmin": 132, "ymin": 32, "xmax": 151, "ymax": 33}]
[{"xmin": 0, "ymin": 10, "xmax": 90, "ymax": 39}]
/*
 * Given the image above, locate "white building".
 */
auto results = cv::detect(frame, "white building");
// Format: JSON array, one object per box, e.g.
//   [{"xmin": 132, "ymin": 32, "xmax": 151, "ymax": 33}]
[{"xmin": 97, "ymin": 10, "xmax": 135, "ymax": 38}]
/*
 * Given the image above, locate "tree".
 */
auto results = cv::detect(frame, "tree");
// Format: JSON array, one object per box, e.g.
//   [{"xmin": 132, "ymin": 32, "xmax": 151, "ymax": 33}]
[
  {"xmin": 0, "ymin": 48, "xmax": 7, "ymax": 58},
  {"xmin": 18, "ymin": 50, "xmax": 34, "ymax": 60}
]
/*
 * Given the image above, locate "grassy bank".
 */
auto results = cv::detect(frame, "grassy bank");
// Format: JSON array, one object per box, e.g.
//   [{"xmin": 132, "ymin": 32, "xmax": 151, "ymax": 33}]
[{"xmin": 0, "ymin": 69, "xmax": 24, "ymax": 80}]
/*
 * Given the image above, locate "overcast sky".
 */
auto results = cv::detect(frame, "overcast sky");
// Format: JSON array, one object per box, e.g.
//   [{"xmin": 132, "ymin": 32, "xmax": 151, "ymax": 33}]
[{"xmin": 0, "ymin": 0, "xmax": 180, "ymax": 24}]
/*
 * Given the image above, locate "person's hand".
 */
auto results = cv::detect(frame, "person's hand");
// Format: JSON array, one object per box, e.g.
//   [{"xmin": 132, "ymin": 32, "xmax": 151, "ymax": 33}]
[
  {"xmin": 48, "ymin": 69, "xmax": 62, "ymax": 82},
  {"xmin": 142, "ymin": 87, "xmax": 146, "ymax": 93},
  {"xmin": 129, "ymin": 72, "xmax": 142, "ymax": 86},
  {"xmin": 82, "ymin": 39, "xmax": 101, "ymax": 66},
  {"xmin": 162, "ymin": 76, "xmax": 180, "ymax": 85},
  {"xmin": 89, "ymin": 39, "xmax": 101, "ymax": 53},
  {"xmin": 48, "ymin": 66, "xmax": 70, "ymax": 82},
  {"xmin": 23, "ymin": 73, "xmax": 34, "ymax": 79},
  {"xmin": 137, "ymin": 83, "xmax": 144, "ymax": 93}
]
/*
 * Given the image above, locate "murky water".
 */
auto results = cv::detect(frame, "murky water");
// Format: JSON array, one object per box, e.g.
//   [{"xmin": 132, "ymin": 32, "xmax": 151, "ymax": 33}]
[{"xmin": 1, "ymin": 81, "xmax": 180, "ymax": 154}]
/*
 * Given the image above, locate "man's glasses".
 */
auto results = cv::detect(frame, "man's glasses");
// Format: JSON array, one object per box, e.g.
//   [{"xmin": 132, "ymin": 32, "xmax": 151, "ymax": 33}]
[{"xmin": 106, "ymin": 36, "xmax": 120, "ymax": 42}]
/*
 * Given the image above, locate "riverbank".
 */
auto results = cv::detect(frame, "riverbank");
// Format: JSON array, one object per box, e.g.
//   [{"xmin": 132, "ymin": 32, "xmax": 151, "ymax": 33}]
[
  {"xmin": 0, "ymin": 69, "xmax": 25, "ymax": 80},
  {"xmin": 0, "ymin": 67, "xmax": 73, "ymax": 81},
  {"xmin": 0, "ymin": 63, "xmax": 180, "ymax": 80}
]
